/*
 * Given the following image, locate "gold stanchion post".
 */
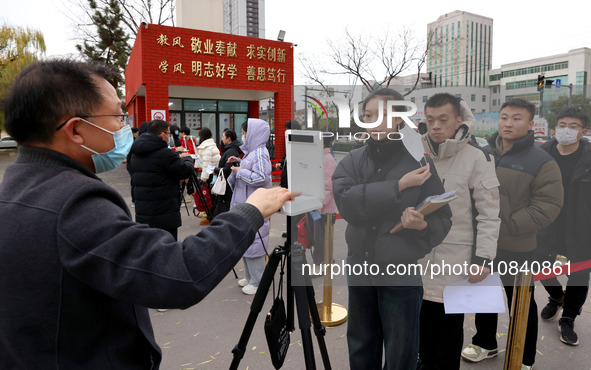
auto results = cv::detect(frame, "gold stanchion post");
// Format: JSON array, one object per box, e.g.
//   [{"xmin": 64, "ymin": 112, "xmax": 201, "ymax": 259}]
[
  {"xmin": 316, "ymin": 213, "xmax": 348, "ymax": 326},
  {"xmin": 504, "ymin": 271, "xmax": 532, "ymax": 370}
]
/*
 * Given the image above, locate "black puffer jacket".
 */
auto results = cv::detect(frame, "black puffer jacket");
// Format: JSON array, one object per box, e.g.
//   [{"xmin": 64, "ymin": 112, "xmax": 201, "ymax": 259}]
[
  {"xmin": 130, "ymin": 132, "xmax": 194, "ymax": 229},
  {"xmin": 212, "ymin": 140, "xmax": 242, "ymax": 216},
  {"xmin": 333, "ymin": 138, "xmax": 452, "ymax": 274},
  {"xmin": 537, "ymin": 139, "xmax": 591, "ymax": 262}
]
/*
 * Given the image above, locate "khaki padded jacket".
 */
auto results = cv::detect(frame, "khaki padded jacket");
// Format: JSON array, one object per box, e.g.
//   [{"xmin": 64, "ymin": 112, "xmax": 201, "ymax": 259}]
[{"xmin": 420, "ymin": 118, "xmax": 501, "ymax": 302}]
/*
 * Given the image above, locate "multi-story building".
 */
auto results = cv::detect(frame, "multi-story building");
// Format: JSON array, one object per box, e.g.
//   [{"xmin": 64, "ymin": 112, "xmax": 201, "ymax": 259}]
[
  {"xmin": 224, "ymin": 0, "xmax": 265, "ymax": 38},
  {"xmin": 427, "ymin": 10, "xmax": 493, "ymax": 88},
  {"xmin": 176, "ymin": 0, "xmax": 265, "ymax": 39},
  {"xmin": 489, "ymin": 47, "xmax": 591, "ymax": 114}
]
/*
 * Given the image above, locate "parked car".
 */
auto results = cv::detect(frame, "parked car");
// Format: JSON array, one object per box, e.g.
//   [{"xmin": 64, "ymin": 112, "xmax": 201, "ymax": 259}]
[{"xmin": 0, "ymin": 136, "xmax": 17, "ymax": 149}]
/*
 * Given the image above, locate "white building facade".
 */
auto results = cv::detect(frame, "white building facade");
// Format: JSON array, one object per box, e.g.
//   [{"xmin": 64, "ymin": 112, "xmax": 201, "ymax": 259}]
[
  {"xmin": 427, "ymin": 11, "xmax": 493, "ymax": 88},
  {"xmin": 489, "ymin": 48, "xmax": 591, "ymax": 114}
]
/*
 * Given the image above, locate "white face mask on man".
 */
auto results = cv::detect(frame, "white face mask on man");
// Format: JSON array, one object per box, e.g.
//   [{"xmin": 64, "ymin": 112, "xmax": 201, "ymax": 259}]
[{"xmin": 555, "ymin": 127, "xmax": 580, "ymax": 146}]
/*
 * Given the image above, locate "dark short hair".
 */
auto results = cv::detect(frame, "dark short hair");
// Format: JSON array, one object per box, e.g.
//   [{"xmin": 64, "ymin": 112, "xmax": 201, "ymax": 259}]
[
  {"xmin": 557, "ymin": 107, "xmax": 589, "ymax": 128},
  {"xmin": 241, "ymin": 120, "xmax": 248, "ymax": 133},
  {"xmin": 500, "ymin": 98, "xmax": 535, "ymax": 121},
  {"xmin": 147, "ymin": 120, "xmax": 169, "ymax": 135},
  {"xmin": 425, "ymin": 93, "xmax": 461, "ymax": 117},
  {"xmin": 285, "ymin": 120, "xmax": 301, "ymax": 130},
  {"xmin": 362, "ymin": 88, "xmax": 405, "ymax": 112},
  {"xmin": 131, "ymin": 127, "xmax": 140, "ymax": 133},
  {"xmin": 4, "ymin": 58, "xmax": 116, "ymax": 144},
  {"xmin": 223, "ymin": 129, "xmax": 237, "ymax": 141},
  {"xmin": 181, "ymin": 127, "xmax": 191, "ymax": 135},
  {"xmin": 138, "ymin": 121, "xmax": 150, "ymax": 135},
  {"xmin": 199, "ymin": 127, "xmax": 212, "ymax": 142}
]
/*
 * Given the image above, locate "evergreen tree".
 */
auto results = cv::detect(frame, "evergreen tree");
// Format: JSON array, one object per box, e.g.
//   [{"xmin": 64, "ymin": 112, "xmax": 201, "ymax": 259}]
[{"xmin": 77, "ymin": 0, "xmax": 131, "ymax": 98}]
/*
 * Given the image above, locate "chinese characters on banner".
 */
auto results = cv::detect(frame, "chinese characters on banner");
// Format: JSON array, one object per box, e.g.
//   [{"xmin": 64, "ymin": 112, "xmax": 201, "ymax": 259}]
[
  {"xmin": 532, "ymin": 116, "xmax": 548, "ymax": 136},
  {"xmin": 156, "ymin": 33, "xmax": 287, "ymax": 84}
]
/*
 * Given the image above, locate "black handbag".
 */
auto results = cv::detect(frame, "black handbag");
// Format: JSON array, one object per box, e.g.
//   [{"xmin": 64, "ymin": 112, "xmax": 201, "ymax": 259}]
[
  {"xmin": 186, "ymin": 179, "xmax": 195, "ymax": 195},
  {"xmin": 264, "ymin": 263, "xmax": 290, "ymax": 369}
]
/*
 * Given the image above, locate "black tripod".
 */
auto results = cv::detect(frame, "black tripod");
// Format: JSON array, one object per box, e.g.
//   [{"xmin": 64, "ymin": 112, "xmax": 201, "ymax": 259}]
[{"xmin": 229, "ymin": 215, "xmax": 332, "ymax": 370}]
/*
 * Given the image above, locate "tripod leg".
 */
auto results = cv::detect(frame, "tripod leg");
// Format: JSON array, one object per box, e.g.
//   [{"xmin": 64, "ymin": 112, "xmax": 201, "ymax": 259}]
[
  {"xmin": 292, "ymin": 284, "xmax": 317, "ymax": 370},
  {"xmin": 230, "ymin": 247, "xmax": 283, "ymax": 370},
  {"xmin": 306, "ymin": 284, "xmax": 331, "ymax": 369},
  {"xmin": 290, "ymin": 244, "xmax": 332, "ymax": 369}
]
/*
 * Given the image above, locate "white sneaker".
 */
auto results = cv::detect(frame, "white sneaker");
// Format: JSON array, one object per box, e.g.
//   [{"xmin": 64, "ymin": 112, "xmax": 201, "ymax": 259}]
[
  {"xmin": 242, "ymin": 284, "xmax": 258, "ymax": 295},
  {"xmin": 238, "ymin": 278, "xmax": 249, "ymax": 287},
  {"xmin": 461, "ymin": 344, "xmax": 498, "ymax": 362},
  {"xmin": 157, "ymin": 309, "xmax": 168, "ymax": 312}
]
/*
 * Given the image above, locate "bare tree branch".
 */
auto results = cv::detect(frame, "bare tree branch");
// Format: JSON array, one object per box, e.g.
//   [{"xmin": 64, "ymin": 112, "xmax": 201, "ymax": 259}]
[{"xmin": 299, "ymin": 26, "xmax": 431, "ymax": 95}]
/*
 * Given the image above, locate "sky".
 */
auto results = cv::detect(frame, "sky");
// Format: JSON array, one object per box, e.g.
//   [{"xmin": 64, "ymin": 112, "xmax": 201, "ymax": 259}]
[{"xmin": 2, "ymin": 0, "xmax": 590, "ymax": 84}]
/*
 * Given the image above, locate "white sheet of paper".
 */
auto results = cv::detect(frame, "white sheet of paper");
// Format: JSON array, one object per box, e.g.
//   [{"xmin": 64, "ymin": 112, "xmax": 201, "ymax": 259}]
[
  {"xmin": 205, "ymin": 165, "xmax": 216, "ymax": 174},
  {"xmin": 443, "ymin": 273, "xmax": 506, "ymax": 314},
  {"xmin": 399, "ymin": 123, "xmax": 425, "ymax": 163}
]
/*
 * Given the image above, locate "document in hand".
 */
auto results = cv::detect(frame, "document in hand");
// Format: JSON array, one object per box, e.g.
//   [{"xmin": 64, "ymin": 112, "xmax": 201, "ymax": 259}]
[
  {"xmin": 389, "ymin": 189, "xmax": 458, "ymax": 234},
  {"xmin": 443, "ymin": 273, "xmax": 506, "ymax": 314}
]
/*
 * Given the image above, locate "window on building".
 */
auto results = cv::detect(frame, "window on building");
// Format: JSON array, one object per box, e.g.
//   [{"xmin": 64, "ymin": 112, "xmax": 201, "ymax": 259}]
[
  {"xmin": 471, "ymin": 94, "xmax": 476, "ymax": 102},
  {"xmin": 422, "ymin": 96, "xmax": 427, "ymax": 103},
  {"xmin": 493, "ymin": 99, "xmax": 497, "ymax": 106},
  {"xmin": 411, "ymin": 97, "xmax": 415, "ymax": 103},
  {"xmin": 456, "ymin": 94, "xmax": 462, "ymax": 99},
  {"xmin": 482, "ymin": 95, "xmax": 486, "ymax": 102}
]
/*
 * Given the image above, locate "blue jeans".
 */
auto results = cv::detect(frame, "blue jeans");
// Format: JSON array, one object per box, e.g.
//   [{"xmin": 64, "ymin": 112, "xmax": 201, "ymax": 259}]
[{"xmin": 347, "ymin": 285, "xmax": 423, "ymax": 370}]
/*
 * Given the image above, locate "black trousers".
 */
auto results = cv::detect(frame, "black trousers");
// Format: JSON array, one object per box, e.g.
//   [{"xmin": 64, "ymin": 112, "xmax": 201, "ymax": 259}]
[
  {"xmin": 472, "ymin": 250, "xmax": 538, "ymax": 367},
  {"xmin": 419, "ymin": 300, "xmax": 464, "ymax": 370},
  {"xmin": 541, "ymin": 269, "xmax": 590, "ymax": 319},
  {"xmin": 162, "ymin": 227, "xmax": 178, "ymax": 241}
]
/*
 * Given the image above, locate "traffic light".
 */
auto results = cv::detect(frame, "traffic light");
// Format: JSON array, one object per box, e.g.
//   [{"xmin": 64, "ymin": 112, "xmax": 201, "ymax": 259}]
[{"xmin": 537, "ymin": 75, "xmax": 545, "ymax": 91}]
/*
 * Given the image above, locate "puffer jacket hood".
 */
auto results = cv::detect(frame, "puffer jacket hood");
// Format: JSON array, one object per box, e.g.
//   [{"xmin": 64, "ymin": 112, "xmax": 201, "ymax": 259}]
[
  {"xmin": 130, "ymin": 132, "xmax": 168, "ymax": 156},
  {"xmin": 241, "ymin": 118, "xmax": 270, "ymax": 155},
  {"xmin": 422, "ymin": 121, "xmax": 473, "ymax": 160}
]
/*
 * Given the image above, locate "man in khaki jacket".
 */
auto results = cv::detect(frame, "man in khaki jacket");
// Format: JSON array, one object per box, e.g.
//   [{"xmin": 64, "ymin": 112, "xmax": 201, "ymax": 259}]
[{"xmin": 418, "ymin": 93, "xmax": 501, "ymax": 370}]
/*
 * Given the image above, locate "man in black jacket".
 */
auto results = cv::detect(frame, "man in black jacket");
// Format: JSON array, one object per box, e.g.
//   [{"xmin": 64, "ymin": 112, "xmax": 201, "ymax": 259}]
[
  {"xmin": 0, "ymin": 59, "xmax": 292, "ymax": 369},
  {"xmin": 537, "ymin": 107, "xmax": 591, "ymax": 346},
  {"xmin": 130, "ymin": 120, "xmax": 194, "ymax": 240}
]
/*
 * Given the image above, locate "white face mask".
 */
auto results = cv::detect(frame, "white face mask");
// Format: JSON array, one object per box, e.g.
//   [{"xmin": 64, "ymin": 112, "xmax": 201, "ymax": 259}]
[{"xmin": 555, "ymin": 127, "xmax": 580, "ymax": 146}]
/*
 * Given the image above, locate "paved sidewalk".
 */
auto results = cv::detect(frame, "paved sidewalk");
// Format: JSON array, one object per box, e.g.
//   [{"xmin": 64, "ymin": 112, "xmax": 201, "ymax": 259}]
[{"xmin": 2, "ymin": 149, "xmax": 590, "ymax": 370}]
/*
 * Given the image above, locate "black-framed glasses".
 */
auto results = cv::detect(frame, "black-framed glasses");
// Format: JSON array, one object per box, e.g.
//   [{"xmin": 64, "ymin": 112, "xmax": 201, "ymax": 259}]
[
  {"xmin": 56, "ymin": 114, "xmax": 128, "ymax": 131},
  {"xmin": 556, "ymin": 122, "xmax": 585, "ymax": 130}
]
